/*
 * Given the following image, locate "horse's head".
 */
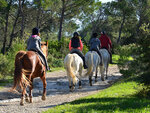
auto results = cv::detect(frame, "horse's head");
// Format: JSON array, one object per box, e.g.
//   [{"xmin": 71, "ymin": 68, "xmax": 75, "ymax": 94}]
[{"xmin": 41, "ymin": 41, "xmax": 48, "ymax": 58}]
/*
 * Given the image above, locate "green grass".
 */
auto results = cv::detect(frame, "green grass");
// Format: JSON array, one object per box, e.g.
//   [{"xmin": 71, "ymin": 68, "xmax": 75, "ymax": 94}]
[
  {"xmin": 112, "ymin": 54, "xmax": 120, "ymax": 64},
  {"xmin": 112, "ymin": 54, "xmax": 133, "ymax": 65},
  {"xmin": 44, "ymin": 77, "xmax": 150, "ymax": 113},
  {"xmin": 50, "ymin": 67, "xmax": 65, "ymax": 72}
]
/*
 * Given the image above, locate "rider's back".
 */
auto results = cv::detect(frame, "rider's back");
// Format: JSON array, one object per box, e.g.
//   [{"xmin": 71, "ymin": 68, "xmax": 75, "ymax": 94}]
[{"xmin": 27, "ymin": 35, "xmax": 41, "ymax": 51}]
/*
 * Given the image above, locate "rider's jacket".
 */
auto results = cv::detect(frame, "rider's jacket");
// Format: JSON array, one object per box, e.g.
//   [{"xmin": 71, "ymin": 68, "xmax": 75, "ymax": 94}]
[
  {"xmin": 89, "ymin": 37, "xmax": 101, "ymax": 50},
  {"xmin": 27, "ymin": 35, "xmax": 41, "ymax": 51},
  {"xmin": 99, "ymin": 34, "xmax": 112, "ymax": 50},
  {"xmin": 69, "ymin": 37, "xmax": 83, "ymax": 51}
]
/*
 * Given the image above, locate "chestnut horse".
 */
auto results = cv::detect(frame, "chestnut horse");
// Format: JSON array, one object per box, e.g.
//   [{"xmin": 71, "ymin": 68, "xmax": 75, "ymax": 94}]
[{"xmin": 12, "ymin": 41, "xmax": 48, "ymax": 106}]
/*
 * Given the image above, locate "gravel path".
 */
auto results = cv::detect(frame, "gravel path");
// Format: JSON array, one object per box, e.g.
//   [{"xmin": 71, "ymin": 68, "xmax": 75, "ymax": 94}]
[{"xmin": 0, "ymin": 65, "xmax": 122, "ymax": 113}]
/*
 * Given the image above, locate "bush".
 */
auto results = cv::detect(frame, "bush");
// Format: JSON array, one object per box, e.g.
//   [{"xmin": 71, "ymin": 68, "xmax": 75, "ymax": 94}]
[
  {"xmin": 47, "ymin": 38, "xmax": 70, "ymax": 68},
  {"xmin": 117, "ymin": 44, "xmax": 135, "ymax": 68},
  {"xmin": 0, "ymin": 38, "xmax": 25, "ymax": 79},
  {"xmin": 0, "ymin": 54, "xmax": 12, "ymax": 79}
]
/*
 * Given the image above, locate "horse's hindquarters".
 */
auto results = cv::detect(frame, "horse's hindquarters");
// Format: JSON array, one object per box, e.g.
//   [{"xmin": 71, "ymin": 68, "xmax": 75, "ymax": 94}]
[{"xmin": 64, "ymin": 54, "xmax": 83, "ymax": 91}]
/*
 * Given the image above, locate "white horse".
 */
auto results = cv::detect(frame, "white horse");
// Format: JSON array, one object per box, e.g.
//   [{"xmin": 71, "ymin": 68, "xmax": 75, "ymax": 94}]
[
  {"xmin": 100, "ymin": 49, "xmax": 110, "ymax": 79},
  {"xmin": 64, "ymin": 53, "xmax": 83, "ymax": 91},
  {"xmin": 85, "ymin": 51, "xmax": 104, "ymax": 86}
]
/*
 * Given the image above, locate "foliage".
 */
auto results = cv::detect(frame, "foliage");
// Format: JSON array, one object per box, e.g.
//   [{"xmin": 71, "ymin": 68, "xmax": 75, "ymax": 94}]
[
  {"xmin": 47, "ymin": 38, "xmax": 69, "ymax": 68},
  {"xmin": 137, "ymin": 25, "xmax": 150, "ymax": 85},
  {"xmin": 44, "ymin": 76, "xmax": 150, "ymax": 113},
  {"xmin": 0, "ymin": 38, "xmax": 25, "ymax": 79},
  {"xmin": 115, "ymin": 44, "xmax": 135, "ymax": 69}
]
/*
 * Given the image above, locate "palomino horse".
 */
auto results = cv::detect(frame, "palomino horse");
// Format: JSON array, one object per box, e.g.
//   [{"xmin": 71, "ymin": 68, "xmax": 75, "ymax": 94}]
[
  {"xmin": 64, "ymin": 53, "xmax": 83, "ymax": 91},
  {"xmin": 12, "ymin": 41, "xmax": 48, "ymax": 106},
  {"xmin": 85, "ymin": 51, "xmax": 104, "ymax": 86},
  {"xmin": 100, "ymin": 48, "xmax": 110, "ymax": 79}
]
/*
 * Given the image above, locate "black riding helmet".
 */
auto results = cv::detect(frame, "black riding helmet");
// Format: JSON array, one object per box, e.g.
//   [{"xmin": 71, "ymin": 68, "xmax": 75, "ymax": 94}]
[
  {"xmin": 73, "ymin": 32, "xmax": 79, "ymax": 37},
  {"xmin": 32, "ymin": 27, "xmax": 40, "ymax": 35},
  {"xmin": 92, "ymin": 33, "xmax": 98, "ymax": 38},
  {"xmin": 101, "ymin": 31, "xmax": 105, "ymax": 35}
]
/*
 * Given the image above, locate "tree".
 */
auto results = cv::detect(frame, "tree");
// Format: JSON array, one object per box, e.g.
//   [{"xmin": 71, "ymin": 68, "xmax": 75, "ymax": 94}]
[
  {"xmin": 57, "ymin": 0, "xmax": 95, "ymax": 41},
  {"xmin": 1, "ymin": 0, "xmax": 12, "ymax": 54}
]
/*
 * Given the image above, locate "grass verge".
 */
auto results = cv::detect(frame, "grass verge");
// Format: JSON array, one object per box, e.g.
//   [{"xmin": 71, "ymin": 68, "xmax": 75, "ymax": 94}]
[
  {"xmin": 50, "ymin": 67, "xmax": 65, "ymax": 72},
  {"xmin": 44, "ymin": 76, "xmax": 150, "ymax": 113}
]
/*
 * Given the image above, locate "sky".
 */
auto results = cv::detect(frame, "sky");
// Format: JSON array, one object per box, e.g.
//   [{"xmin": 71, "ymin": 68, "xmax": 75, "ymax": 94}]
[{"xmin": 100, "ymin": 0, "xmax": 114, "ymax": 3}]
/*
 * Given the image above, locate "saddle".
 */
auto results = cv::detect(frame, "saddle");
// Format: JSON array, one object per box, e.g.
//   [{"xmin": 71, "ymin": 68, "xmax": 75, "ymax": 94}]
[{"xmin": 70, "ymin": 51, "xmax": 82, "ymax": 59}]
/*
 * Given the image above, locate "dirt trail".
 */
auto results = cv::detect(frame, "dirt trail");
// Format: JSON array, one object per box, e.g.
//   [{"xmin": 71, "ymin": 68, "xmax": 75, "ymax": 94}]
[{"xmin": 0, "ymin": 65, "xmax": 122, "ymax": 113}]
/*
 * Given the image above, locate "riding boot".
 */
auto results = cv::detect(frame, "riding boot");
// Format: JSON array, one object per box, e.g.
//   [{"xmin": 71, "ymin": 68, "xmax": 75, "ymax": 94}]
[
  {"xmin": 95, "ymin": 49, "xmax": 103, "ymax": 66},
  {"xmin": 97, "ymin": 52, "xmax": 103, "ymax": 66},
  {"xmin": 43, "ymin": 58, "xmax": 50, "ymax": 71},
  {"xmin": 110, "ymin": 53, "xmax": 113, "ymax": 64},
  {"xmin": 83, "ymin": 57, "xmax": 88, "ymax": 69},
  {"xmin": 37, "ymin": 50, "xmax": 50, "ymax": 71},
  {"xmin": 46, "ymin": 63, "xmax": 50, "ymax": 71}
]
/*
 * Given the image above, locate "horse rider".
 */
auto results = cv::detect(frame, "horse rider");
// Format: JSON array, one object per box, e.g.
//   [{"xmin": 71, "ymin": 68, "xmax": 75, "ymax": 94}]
[
  {"xmin": 89, "ymin": 33, "xmax": 103, "ymax": 66},
  {"xmin": 99, "ymin": 31, "xmax": 113, "ymax": 64},
  {"xmin": 27, "ymin": 27, "xmax": 50, "ymax": 71},
  {"xmin": 69, "ymin": 32, "xmax": 88, "ymax": 69}
]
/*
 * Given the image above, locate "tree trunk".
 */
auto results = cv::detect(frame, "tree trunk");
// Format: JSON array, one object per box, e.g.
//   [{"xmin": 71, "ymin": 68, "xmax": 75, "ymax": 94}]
[
  {"xmin": 117, "ymin": 14, "xmax": 125, "ymax": 44},
  {"xmin": 20, "ymin": 0, "xmax": 25, "ymax": 38},
  {"xmin": 58, "ymin": 0, "xmax": 65, "ymax": 41},
  {"xmin": 8, "ymin": 0, "xmax": 21, "ymax": 49},
  {"xmin": 1, "ymin": 0, "xmax": 12, "ymax": 54}
]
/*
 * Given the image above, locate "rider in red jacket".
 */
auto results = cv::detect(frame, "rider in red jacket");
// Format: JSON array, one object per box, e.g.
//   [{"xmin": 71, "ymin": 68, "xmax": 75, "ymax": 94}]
[{"xmin": 99, "ymin": 31, "xmax": 113, "ymax": 63}]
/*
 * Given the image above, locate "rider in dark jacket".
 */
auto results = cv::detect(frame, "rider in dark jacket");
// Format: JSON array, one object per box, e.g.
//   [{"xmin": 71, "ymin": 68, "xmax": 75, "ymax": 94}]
[
  {"xmin": 27, "ymin": 27, "xmax": 50, "ymax": 71},
  {"xmin": 89, "ymin": 33, "xmax": 103, "ymax": 65},
  {"xmin": 69, "ymin": 32, "xmax": 88, "ymax": 69}
]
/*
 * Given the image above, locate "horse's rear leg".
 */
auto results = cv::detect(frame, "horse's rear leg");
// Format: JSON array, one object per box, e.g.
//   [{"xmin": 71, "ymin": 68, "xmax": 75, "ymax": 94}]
[
  {"xmin": 78, "ymin": 69, "xmax": 82, "ymax": 89},
  {"xmin": 68, "ymin": 76, "xmax": 75, "ymax": 91},
  {"xmin": 95, "ymin": 67, "xmax": 98, "ymax": 82},
  {"xmin": 100, "ymin": 66, "xmax": 105, "ymax": 81},
  {"xmin": 29, "ymin": 78, "xmax": 33, "ymax": 103},
  {"xmin": 106, "ymin": 65, "xmax": 108, "ymax": 79},
  {"xmin": 25, "ymin": 92, "xmax": 29, "ymax": 103},
  {"xmin": 41, "ymin": 71, "xmax": 47, "ymax": 100},
  {"xmin": 20, "ymin": 85, "xmax": 27, "ymax": 106},
  {"xmin": 89, "ymin": 74, "xmax": 93, "ymax": 86}
]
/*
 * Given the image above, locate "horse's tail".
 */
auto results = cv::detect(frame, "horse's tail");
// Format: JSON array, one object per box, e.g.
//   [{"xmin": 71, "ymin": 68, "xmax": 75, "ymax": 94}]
[
  {"xmin": 11, "ymin": 52, "xmax": 30, "ymax": 92},
  {"xmin": 65, "ymin": 54, "xmax": 78, "ymax": 85},
  {"xmin": 85, "ymin": 52, "xmax": 93, "ymax": 76}
]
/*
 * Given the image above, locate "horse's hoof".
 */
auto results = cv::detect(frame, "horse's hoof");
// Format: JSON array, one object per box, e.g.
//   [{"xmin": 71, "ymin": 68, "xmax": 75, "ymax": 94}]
[
  {"xmin": 42, "ymin": 96, "xmax": 46, "ymax": 100},
  {"xmin": 101, "ymin": 78, "xmax": 105, "ymax": 81},
  {"xmin": 78, "ymin": 86, "xmax": 82, "ymax": 89},
  {"xmin": 29, "ymin": 98, "xmax": 33, "ymax": 103},
  {"xmin": 20, "ymin": 102, "xmax": 24, "ymax": 106},
  {"xmin": 70, "ymin": 87, "xmax": 75, "ymax": 92},
  {"xmin": 70, "ymin": 89, "xmax": 73, "ymax": 92},
  {"xmin": 25, "ymin": 98, "xmax": 30, "ymax": 103}
]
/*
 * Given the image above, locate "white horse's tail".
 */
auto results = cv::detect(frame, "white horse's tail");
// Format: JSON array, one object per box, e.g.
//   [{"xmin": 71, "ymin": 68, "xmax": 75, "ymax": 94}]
[
  {"xmin": 85, "ymin": 52, "xmax": 93, "ymax": 76},
  {"xmin": 65, "ymin": 54, "xmax": 78, "ymax": 85}
]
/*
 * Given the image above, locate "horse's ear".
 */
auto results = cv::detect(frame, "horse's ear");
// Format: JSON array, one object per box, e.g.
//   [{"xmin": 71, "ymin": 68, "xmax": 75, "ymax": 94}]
[{"xmin": 46, "ymin": 41, "xmax": 48, "ymax": 46}]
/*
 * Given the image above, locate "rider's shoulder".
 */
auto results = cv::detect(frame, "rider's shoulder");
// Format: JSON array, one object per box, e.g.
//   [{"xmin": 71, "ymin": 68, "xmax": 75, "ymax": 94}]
[{"xmin": 35, "ymin": 36, "xmax": 41, "ymax": 40}]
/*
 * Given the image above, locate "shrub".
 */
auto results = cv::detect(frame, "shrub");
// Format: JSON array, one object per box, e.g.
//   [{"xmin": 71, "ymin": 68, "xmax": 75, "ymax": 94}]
[
  {"xmin": 117, "ymin": 44, "xmax": 135, "ymax": 66},
  {"xmin": 0, "ymin": 54, "xmax": 11, "ymax": 79},
  {"xmin": 0, "ymin": 38, "xmax": 25, "ymax": 79}
]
